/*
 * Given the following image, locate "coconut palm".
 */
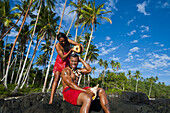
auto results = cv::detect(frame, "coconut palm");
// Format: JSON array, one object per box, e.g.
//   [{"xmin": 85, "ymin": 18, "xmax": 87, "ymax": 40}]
[
  {"xmin": 85, "ymin": 44, "xmax": 99, "ymax": 86},
  {"xmin": 148, "ymin": 76, "xmax": 158, "ymax": 97},
  {"xmin": 127, "ymin": 70, "xmax": 132, "ymax": 87},
  {"xmin": 133, "ymin": 70, "xmax": 142, "ymax": 92},
  {"xmin": 77, "ymin": 1, "xmax": 112, "ymax": 85},
  {"xmin": 115, "ymin": 62, "xmax": 121, "ymax": 75},
  {"xmin": 42, "ymin": 0, "xmax": 68, "ymax": 92},
  {"xmin": 92, "ymin": 67, "xmax": 96, "ymax": 78},
  {"xmin": 3, "ymin": 0, "xmax": 33, "ymax": 89},
  {"xmin": 0, "ymin": 0, "xmax": 20, "ymax": 40},
  {"xmin": 69, "ymin": 0, "xmax": 86, "ymax": 41},
  {"xmin": 102, "ymin": 60, "xmax": 108, "ymax": 88},
  {"xmin": 98, "ymin": 59, "xmax": 103, "ymax": 78},
  {"xmin": 110, "ymin": 60, "xmax": 116, "ymax": 72}
]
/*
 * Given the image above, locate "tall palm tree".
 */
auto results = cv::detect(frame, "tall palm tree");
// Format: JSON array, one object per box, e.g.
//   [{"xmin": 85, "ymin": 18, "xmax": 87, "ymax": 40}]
[
  {"xmin": 4, "ymin": 0, "xmax": 33, "ymax": 89},
  {"xmin": 98, "ymin": 59, "xmax": 103, "ymax": 78},
  {"xmin": 110, "ymin": 60, "xmax": 116, "ymax": 72},
  {"xmin": 0, "ymin": 0, "xmax": 19, "ymax": 39},
  {"xmin": 78, "ymin": 1, "xmax": 112, "ymax": 85},
  {"xmin": 148, "ymin": 76, "xmax": 158, "ymax": 97},
  {"xmin": 92, "ymin": 67, "xmax": 96, "ymax": 78},
  {"xmin": 115, "ymin": 62, "xmax": 121, "ymax": 75},
  {"xmin": 69, "ymin": 0, "xmax": 86, "ymax": 41},
  {"xmin": 127, "ymin": 70, "xmax": 132, "ymax": 87},
  {"xmin": 42, "ymin": 0, "xmax": 68, "ymax": 92},
  {"xmin": 102, "ymin": 60, "xmax": 108, "ymax": 88},
  {"xmin": 85, "ymin": 44, "xmax": 99, "ymax": 86},
  {"xmin": 134, "ymin": 70, "xmax": 142, "ymax": 92}
]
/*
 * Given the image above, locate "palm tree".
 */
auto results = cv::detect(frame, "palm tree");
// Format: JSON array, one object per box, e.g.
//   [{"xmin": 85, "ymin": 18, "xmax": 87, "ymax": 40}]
[
  {"xmin": 77, "ymin": 1, "xmax": 112, "ymax": 85},
  {"xmin": 92, "ymin": 67, "xmax": 96, "ymax": 78},
  {"xmin": 4, "ymin": 0, "xmax": 33, "ymax": 89},
  {"xmin": 148, "ymin": 76, "xmax": 158, "ymax": 97},
  {"xmin": 110, "ymin": 60, "xmax": 116, "ymax": 72},
  {"xmin": 98, "ymin": 59, "xmax": 103, "ymax": 78},
  {"xmin": 127, "ymin": 70, "xmax": 132, "ymax": 87},
  {"xmin": 115, "ymin": 62, "xmax": 121, "ymax": 75},
  {"xmin": 0, "ymin": 0, "xmax": 19, "ymax": 40},
  {"xmin": 134, "ymin": 70, "xmax": 142, "ymax": 92},
  {"xmin": 102, "ymin": 60, "xmax": 108, "ymax": 88},
  {"xmin": 69, "ymin": 0, "xmax": 86, "ymax": 41},
  {"xmin": 85, "ymin": 44, "xmax": 99, "ymax": 86},
  {"xmin": 42, "ymin": 0, "xmax": 68, "ymax": 92}
]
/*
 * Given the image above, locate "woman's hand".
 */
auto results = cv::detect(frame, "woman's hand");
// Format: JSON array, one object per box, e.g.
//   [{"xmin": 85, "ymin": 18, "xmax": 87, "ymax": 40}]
[{"xmin": 79, "ymin": 44, "xmax": 84, "ymax": 53}]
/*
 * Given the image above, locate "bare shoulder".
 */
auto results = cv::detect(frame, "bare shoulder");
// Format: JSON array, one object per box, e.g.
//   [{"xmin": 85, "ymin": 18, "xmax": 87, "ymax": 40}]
[{"xmin": 61, "ymin": 67, "xmax": 71, "ymax": 77}]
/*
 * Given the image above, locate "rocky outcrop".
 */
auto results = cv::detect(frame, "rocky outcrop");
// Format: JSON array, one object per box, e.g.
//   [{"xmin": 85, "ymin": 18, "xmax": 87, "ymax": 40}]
[{"xmin": 0, "ymin": 92, "xmax": 169, "ymax": 113}]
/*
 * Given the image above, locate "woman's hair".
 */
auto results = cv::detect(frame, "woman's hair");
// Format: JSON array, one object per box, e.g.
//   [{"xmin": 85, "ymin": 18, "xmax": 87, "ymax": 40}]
[
  {"xmin": 57, "ymin": 33, "xmax": 67, "ymax": 41},
  {"xmin": 57, "ymin": 33, "xmax": 70, "ymax": 52}
]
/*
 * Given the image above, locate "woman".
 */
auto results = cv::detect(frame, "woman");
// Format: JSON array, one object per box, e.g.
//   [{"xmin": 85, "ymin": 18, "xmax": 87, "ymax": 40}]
[{"xmin": 49, "ymin": 33, "xmax": 83, "ymax": 104}]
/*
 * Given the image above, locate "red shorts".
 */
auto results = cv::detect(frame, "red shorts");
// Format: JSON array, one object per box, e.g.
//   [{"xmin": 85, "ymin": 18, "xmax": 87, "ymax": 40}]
[{"xmin": 63, "ymin": 87, "xmax": 90, "ymax": 105}]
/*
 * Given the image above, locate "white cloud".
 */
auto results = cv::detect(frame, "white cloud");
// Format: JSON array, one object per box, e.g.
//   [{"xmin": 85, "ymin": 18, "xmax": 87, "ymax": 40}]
[
  {"xmin": 160, "ymin": 44, "xmax": 164, "ymax": 47},
  {"xmin": 136, "ymin": 1, "xmax": 150, "ymax": 15},
  {"xmin": 142, "ymin": 53, "xmax": 170, "ymax": 69},
  {"xmin": 154, "ymin": 42, "xmax": 159, "ymax": 45},
  {"xmin": 130, "ymin": 40, "xmax": 138, "ymax": 43},
  {"xmin": 127, "ymin": 17, "xmax": 136, "ymax": 26},
  {"xmin": 99, "ymin": 46, "xmax": 119, "ymax": 56},
  {"xmin": 127, "ymin": 30, "xmax": 136, "ymax": 36},
  {"xmin": 140, "ymin": 25, "xmax": 149, "ymax": 32},
  {"xmin": 106, "ymin": 36, "xmax": 111, "ymax": 40},
  {"xmin": 141, "ymin": 35, "xmax": 150, "ymax": 38},
  {"xmin": 124, "ymin": 52, "xmax": 133, "ymax": 62},
  {"xmin": 109, "ymin": 55, "xmax": 120, "ymax": 61},
  {"xmin": 162, "ymin": 2, "xmax": 170, "ymax": 8},
  {"xmin": 129, "ymin": 47, "xmax": 140, "ymax": 52}
]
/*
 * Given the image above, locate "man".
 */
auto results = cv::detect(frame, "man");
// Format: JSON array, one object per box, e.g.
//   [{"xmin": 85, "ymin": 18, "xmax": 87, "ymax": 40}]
[{"xmin": 61, "ymin": 53, "xmax": 110, "ymax": 113}]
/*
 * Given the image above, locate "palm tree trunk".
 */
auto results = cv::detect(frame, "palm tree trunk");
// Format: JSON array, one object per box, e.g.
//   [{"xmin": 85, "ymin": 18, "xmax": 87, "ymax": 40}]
[
  {"xmin": 78, "ymin": 25, "xmax": 94, "ymax": 85},
  {"xmin": 20, "ymin": 32, "xmax": 45, "ymax": 89},
  {"xmin": 15, "ymin": 49, "xmax": 24, "ymax": 84},
  {"xmin": 87, "ymin": 75, "xmax": 90, "ymax": 86},
  {"xmin": 10, "ymin": 52, "xmax": 18, "ymax": 83},
  {"xmin": 3, "ymin": 37, "xmax": 8, "ymax": 78},
  {"xmin": 42, "ymin": 0, "xmax": 68, "ymax": 93},
  {"xmin": 148, "ymin": 82, "xmax": 152, "ymax": 97},
  {"xmin": 135, "ymin": 79, "xmax": 138, "ymax": 92},
  {"xmin": 4, "ymin": 0, "xmax": 33, "ymax": 89},
  {"xmin": 66, "ymin": 12, "xmax": 76, "ymax": 36},
  {"xmin": 0, "ymin": 11, "xmax": 24, "ymax": 41},
  {"xmin": 47, "ymin": 73, "xmax": 54, "ymax": 92},
  {"xmin": 102, "ymin": 69, "xmax": 106, "ymax": 88},
  {"xmin": 74, "ymin": 26, "xmax": 78, "ymax": 41},
  {"xmin": 32, "ymin": 68, "xmax": 39, "ymax": 85}
]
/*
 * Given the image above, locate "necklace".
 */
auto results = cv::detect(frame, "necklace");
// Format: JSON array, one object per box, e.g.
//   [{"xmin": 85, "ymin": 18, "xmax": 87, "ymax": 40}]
[{"xmin": 69, "ymin": 65, "xmax": 81, "ymax": 77}]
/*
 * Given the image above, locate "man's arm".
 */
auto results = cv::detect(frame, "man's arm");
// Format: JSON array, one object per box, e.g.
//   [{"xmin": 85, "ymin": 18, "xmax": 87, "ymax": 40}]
[
  {"xmin": 78, "ymin": 57, "xmax": 92, "ymax": 74},
  {"xmin": 61, "ymin": 69, "xmax": 86, "ymax": 92}
]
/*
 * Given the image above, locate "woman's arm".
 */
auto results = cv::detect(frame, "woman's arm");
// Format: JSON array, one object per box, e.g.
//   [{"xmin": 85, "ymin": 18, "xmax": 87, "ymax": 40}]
[
  {"xmin": 68, "ymin": 38, "xmax": 84, "ymax": 52},
  {"xmin": 56, "ymin": 44, "xmax": 73, "ymax": 60}
]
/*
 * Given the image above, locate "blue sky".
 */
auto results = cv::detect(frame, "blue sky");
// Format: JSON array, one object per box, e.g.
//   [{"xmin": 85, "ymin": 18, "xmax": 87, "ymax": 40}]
[{"xmin": 7, "ymin": 0, "xmax": 170, "ymax": 85}]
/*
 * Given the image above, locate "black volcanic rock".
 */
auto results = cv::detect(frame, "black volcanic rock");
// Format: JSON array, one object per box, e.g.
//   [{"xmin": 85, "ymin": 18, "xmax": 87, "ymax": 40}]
[{"xmin": 0, "ymin": 92, "xmax": 169, "ymax": 113}]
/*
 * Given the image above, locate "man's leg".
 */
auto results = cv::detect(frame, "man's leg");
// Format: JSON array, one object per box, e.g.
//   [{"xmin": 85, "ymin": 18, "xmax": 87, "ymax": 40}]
[
  {"xmin": 77, "ymin": 92, "xmax": 92, "ymax": 113},
  {"xmin": 98, "ymin": 88, "xmax": 110, "ymax": 113},
  {"xmin": 49, "ymin": 71, "xmax": 60, "ymax": 104}
]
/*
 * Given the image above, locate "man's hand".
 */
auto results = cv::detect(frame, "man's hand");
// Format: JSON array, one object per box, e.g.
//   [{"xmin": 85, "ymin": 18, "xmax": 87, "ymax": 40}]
[{"xmin": 85, "ymin": 88, "xmax": 95, "ymax": 97}]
